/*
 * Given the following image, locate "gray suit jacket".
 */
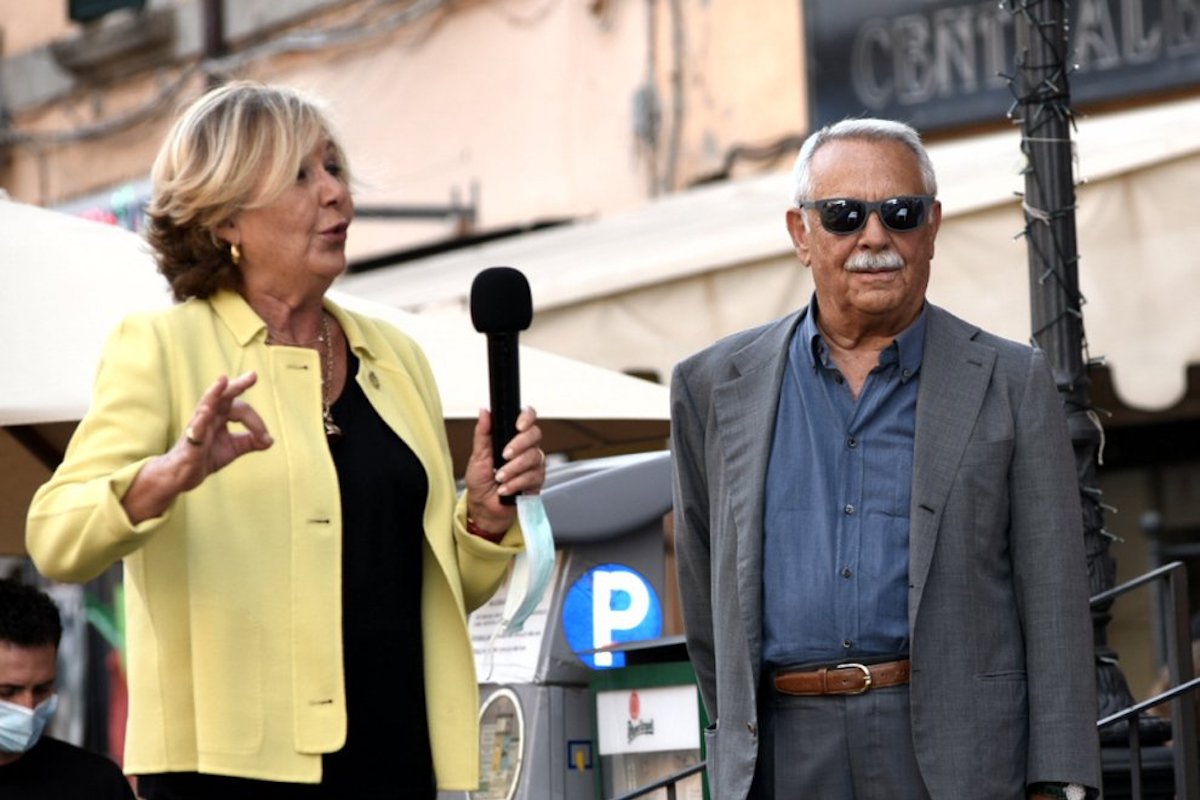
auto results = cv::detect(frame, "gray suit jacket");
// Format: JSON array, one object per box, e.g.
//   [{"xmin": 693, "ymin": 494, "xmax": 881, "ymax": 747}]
[{"xmin": 670, "ymin": 303, "xmax": 1101, "ymax": 799}]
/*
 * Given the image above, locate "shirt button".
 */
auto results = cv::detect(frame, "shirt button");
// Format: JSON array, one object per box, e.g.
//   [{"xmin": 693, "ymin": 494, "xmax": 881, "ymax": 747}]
[
  {"xmin": 843, "ymin": 639, "xmax": 853, "ymax": 649},
  {"xmin": 844, "ymin": 504, "xmax": 855, "ymax": 515},
  {"xmin": 902, "ymin": 368, "xmax": 912, "ymax": 379},
  {"xmin": 841, "ymin": 567, "xmax": 852, "ymax": 578},
  {"xmin": 368, "ymin": 371, "xmax": 380, "ymax": 389},
  {"xmin": 847, "ymin": 437, "xmax": 857, "ymax": 449}
]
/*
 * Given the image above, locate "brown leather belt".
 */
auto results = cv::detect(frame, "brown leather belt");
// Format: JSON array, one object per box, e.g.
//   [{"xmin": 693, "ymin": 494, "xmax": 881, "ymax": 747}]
[{"xmin": 772, "ymin": 659, "xmax": 911, "ymax": 696}]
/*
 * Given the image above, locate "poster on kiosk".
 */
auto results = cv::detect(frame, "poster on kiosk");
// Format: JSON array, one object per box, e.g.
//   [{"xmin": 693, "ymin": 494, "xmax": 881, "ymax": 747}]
[
  {"xmin": 458, "ymin": 451, "xmax": 708, "ymax": 800},
  {"xmin": 592, "ymin": 662, "xmax": 705, "ymax": 800}
]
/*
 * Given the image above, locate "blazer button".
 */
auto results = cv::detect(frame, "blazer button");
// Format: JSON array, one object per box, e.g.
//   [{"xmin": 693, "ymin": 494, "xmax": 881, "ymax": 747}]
[{"xmin": 747, "ymin": 721, "xmax": 757, "ymax": 737}]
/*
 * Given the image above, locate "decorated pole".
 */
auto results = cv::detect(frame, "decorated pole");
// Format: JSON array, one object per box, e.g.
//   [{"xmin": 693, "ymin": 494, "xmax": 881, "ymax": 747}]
[{"xmin": 1002, "ymin": 0, "xmax": 1167, "ymax": 746}]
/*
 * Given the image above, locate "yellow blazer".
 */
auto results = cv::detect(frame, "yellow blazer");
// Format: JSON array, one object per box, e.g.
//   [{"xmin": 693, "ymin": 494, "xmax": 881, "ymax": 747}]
[{"xmin": 26, "ymin": 290, "xmax": 521, "ymax": 788}]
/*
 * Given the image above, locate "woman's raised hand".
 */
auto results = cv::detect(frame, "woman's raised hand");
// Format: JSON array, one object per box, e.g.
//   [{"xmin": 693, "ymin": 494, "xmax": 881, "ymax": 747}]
[
  {"xmin": 121, "ymin": 372, "xmax": 273, "ymax": 524},
  {"xmin": 173, "ymin": 372, "xmax": 274, "ymax": 491}
]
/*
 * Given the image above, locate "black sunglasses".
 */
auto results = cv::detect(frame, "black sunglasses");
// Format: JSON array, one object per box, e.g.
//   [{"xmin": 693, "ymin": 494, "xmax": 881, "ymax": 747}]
[{"xmin": 799, "ymin": 195, "xmax": 934, "ymax": 235}]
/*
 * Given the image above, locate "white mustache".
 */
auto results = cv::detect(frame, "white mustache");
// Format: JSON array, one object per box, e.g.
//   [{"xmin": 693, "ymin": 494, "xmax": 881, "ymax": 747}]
[{"xmin": 845, "ymin": 250, "xmax": 904, "ymax": 272}]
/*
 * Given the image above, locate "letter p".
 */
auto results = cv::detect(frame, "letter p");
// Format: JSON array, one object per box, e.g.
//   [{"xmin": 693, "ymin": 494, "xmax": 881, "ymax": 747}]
[{"xmin": 592, "ymin": 569, "xmax": 650, "ymax": 667}]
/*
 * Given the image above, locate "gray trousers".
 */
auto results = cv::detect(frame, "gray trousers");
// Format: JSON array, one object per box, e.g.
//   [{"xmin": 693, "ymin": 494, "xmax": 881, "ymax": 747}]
[{"xmin": 749, "ymin": 682, "xmax": 932, "ymax": 800}]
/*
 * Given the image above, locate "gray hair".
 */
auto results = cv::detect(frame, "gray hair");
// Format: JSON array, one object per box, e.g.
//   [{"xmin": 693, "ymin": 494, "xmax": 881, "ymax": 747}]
[{"xmin": 789, "ymin": 118, "xmax": 938, "ymax": 207}]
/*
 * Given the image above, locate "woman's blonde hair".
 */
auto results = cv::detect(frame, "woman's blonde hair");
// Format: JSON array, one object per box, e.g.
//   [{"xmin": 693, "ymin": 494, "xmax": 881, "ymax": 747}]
[{"xmin": 145, "ymin": 80, "xmax": 350, "ymax": 300}]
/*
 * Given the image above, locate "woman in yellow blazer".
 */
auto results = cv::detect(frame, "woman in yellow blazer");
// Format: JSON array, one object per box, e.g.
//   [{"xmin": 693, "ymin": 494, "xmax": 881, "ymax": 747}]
[{"xmin": 25, "ymin": 81, "xmax": 545, "ymax": 799}]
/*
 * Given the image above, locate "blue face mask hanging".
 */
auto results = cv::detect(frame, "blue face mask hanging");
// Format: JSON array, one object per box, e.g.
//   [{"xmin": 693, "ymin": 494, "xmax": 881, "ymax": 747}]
[
  {"xmin": 0, "ymin": 694, "xmax": 58, "ymax": 754},
  {"xmin": 500, "ymin": 494, "xmax": 556, "ymax": 635},
  {"xmin": 479, "ymin": 494, "xmax": 556, "ymax": 682}
]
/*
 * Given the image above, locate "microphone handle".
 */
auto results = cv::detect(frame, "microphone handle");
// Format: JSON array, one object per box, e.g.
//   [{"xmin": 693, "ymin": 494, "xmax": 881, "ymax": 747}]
[{"xmin": 487, "ymin": 332, "xmax": 521, "ymax": 506}]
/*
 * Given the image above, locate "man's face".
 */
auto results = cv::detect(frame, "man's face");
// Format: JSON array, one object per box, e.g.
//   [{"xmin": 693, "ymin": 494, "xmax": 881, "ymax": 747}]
[
  {"xmin": 0, "ymin": 642, "xmax": 56, "ymax": 710},
  {"xmin": 786, "ymin": 138, "xmax": 941, "ymax": 332}
]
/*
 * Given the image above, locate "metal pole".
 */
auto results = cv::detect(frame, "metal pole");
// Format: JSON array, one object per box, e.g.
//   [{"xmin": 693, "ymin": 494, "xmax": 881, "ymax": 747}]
[
  {"xmin": 1004, "ymin": 0, "xmax": 1169, "ymax": 746},
  {"xmin": 1167, "ymin": 568, "xmax": 1200, "ymax": 797},
  {"xmin": 203, "ymin": 0, "xmax": 226, "ymax": 89}
]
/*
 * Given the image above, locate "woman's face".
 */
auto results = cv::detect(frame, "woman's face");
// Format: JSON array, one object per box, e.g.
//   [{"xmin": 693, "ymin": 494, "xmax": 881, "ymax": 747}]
[{"xmin": 225, "ymin": 139, "xmax": 354, "ymax": 295}]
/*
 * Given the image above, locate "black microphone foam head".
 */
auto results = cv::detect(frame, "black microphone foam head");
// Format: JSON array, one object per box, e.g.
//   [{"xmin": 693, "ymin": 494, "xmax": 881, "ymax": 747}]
[{"xmin": 470, "ymin": 266, "xmax": 533, "ymax": 333}]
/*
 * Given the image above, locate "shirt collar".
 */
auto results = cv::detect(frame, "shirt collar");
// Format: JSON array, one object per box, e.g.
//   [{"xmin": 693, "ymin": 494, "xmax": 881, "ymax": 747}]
[
  {"xmin": 209, "ymin": 289, "xmax": 266, "ymax": 346},
  {"xmin": 798, "ymin": 295, "xmax": 826, "ymax": 370},
  {"xmin": 893, "ymin": 304, "xmax": 927, "ymax": 382},
  {"xmin": 797, "ymin": 294, "xmax": 927, "ymax": 382},
  {"xmin": 207, "ymin": 289, "xmax": 378, "ymax": 361}
]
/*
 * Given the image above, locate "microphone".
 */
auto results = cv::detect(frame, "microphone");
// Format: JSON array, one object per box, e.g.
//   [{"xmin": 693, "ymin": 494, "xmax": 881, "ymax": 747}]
[{"xmin": 470, "ymin": 266, "xmax": 533, "ymax": 505}]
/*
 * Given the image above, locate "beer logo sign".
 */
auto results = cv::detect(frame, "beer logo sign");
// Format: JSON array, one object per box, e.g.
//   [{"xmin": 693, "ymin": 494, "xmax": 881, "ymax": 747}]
[{"xmin": 626, "ymin": 690, "xmax": 654, "ymax": 744}]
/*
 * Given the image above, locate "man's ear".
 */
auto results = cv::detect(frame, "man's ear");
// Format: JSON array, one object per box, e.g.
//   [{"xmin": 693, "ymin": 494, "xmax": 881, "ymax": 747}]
[
  {"xmin": 785, "ymin": 208, "xmax": 811, "ymax": 266},
  {"xmin": 926, "ymin": 199, "xmax": 942, "ymax": 260}
]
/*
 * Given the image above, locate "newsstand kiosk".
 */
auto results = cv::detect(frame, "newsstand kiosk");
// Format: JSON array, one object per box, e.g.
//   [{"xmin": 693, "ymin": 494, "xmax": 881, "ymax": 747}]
[{"xmin": 444, "ymin": 451, "xmax": 707, "ymax": 800}]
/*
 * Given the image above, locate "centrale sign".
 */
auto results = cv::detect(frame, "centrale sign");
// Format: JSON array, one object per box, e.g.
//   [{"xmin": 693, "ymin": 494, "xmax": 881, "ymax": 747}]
[{"xmin": 805, "ymin": 0, "xmax": 1200, "ymax": 131}]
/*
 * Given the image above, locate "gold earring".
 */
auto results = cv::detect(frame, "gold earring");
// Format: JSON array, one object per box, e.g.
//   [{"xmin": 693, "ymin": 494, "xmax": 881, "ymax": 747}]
[{"xmin": 230, "ymin": 243, "xmax": 241, "ymax": 265}]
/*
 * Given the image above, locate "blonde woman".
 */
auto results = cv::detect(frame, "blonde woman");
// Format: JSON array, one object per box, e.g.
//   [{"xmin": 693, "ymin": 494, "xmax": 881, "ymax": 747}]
[{"xmin": 27, "ymin": 81, "xmax": 545, "ymax": 799}]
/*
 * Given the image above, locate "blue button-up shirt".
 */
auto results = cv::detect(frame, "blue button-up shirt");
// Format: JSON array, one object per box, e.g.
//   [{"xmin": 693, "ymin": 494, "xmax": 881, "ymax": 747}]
[{"xmin": 761, "ymin": 299, "xmax": 926, "ymax": 668}]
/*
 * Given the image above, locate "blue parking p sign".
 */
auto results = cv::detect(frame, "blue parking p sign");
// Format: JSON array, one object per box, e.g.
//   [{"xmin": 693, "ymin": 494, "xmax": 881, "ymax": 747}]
[{"xmin": 562, "ymin": 564, "xmax": 663, "ymax": 669}]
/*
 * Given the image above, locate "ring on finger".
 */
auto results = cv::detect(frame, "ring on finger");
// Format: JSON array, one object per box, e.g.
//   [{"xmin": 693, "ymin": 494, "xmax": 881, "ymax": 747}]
[{"xmin": 184, "ymin": 425, "xmax": 203, "ymax": 446}]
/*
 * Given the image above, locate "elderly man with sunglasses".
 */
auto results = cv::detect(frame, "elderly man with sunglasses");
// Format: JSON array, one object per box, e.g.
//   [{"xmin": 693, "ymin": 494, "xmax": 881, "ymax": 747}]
[{"xmin": 669, "ymin": 118, "xmax": 1100, "ymax": 800}]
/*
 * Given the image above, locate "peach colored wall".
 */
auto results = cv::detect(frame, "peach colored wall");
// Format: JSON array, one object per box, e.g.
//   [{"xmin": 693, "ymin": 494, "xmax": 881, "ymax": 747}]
[
  {"xmin": 677, "ymin": 0, "xmax": 807, "ymax": 180},
  {"xmin": 0, "ymin": 1, "xmax": 71, "ymax": 57},
  {"xmin": 4, "ymin": 71, "xmax": 205, "ymax": 207},
  {"xmin": 1, "ymin": 0, "xmax": 806, "ymax": 262},
  {"xmin": 279, "ymin": 0, "xmax": 806, "ymax": 260}
]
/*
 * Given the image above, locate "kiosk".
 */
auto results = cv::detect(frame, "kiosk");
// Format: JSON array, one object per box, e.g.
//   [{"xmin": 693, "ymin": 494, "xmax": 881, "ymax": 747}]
[{"xmin": 449, "ymin": 451, "xmax": 706, "ymax": 800}]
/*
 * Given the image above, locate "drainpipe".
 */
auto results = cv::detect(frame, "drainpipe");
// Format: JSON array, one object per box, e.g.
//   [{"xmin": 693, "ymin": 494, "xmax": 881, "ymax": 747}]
[{"xmin": 203, "ymin": 0, "xmax": 226, "ymax": 87}]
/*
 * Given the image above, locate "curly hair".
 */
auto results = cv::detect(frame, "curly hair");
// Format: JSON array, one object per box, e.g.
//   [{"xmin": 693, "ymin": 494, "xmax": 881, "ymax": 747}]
[
  {"xmin": 0, "ymin": 578, "xmax": 62, "ymax": 649},
  {"xmin": 144, "ymin": 80, "xmax": 350, "ymax": 301}
]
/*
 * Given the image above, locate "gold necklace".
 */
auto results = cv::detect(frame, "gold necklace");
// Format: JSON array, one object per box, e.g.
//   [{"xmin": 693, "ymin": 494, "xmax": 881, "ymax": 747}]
[
  {"xmin": 319, "ymin": 313, "xmax": 342, "ymax": 442},
  {"xmin": 264, "ymin": 322, "xmax": 321, "ymax": 348},
  {"xmin": 265, "ymin": 314, "xmax": 342, "ymax": 443}
]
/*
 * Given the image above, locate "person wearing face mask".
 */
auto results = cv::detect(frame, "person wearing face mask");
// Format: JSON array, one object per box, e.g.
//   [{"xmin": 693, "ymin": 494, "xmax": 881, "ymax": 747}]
[
  {"xmin": 670, "ymin": 118, "xmax": 1100, "ymax": 799},
  {"xmin": 0, "ymin": 577, "xmax": 136, "ymax": 799}
]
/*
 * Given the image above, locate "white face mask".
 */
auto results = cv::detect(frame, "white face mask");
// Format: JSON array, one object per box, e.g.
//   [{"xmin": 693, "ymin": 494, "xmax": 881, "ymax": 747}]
[
  {"xmin": 500, "ymin": 495, "xmax": 556, "ymax": 635},
  {"xmin": 0, "ymin": 694, "xmax": 58, "ymax": 754}
]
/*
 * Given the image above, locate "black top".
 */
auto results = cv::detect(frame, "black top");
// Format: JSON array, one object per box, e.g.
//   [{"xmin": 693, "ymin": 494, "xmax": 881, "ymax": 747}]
[
  {"xmin": 0, "ymin": 736, "xmax": 136, "ymax": 800},
  {"xmin": 323, "ymin": 350, "xmax": 433, "ymax": 796},
  {"xmin": 137, "ymin": 349, "xmax": 434, "ymax": 800}
]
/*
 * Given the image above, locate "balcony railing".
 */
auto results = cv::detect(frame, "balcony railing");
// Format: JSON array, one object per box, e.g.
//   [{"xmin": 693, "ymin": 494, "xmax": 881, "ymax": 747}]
[
  {"xmin": 1094, "ymin": 561, "xmax": 1200, "ymax": 799},
  {"xmin": 609, "ymin": 760, "xmax": 706, "ymax": 800}
]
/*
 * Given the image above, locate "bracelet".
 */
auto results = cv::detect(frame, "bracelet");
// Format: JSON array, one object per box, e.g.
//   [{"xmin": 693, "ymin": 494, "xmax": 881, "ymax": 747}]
[{"xmin": 466, "ymin": 516, "xmax": 506, "ymax": 543}]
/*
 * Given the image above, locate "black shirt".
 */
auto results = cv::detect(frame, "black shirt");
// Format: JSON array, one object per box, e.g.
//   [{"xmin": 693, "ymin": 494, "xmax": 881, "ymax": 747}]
[
  {"xmin": 0, "ymin": 736, "xmax": 136, "ymax": 800},
  {"xmin": 323, "ymin": 350, "xmax": 433, "ymax": 796}
]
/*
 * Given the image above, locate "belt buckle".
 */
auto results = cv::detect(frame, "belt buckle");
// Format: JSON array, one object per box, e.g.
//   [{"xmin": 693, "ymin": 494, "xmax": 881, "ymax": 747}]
[{"xmin": 835, "ymin": 662, "xmax": 872, "ymax": 695}]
